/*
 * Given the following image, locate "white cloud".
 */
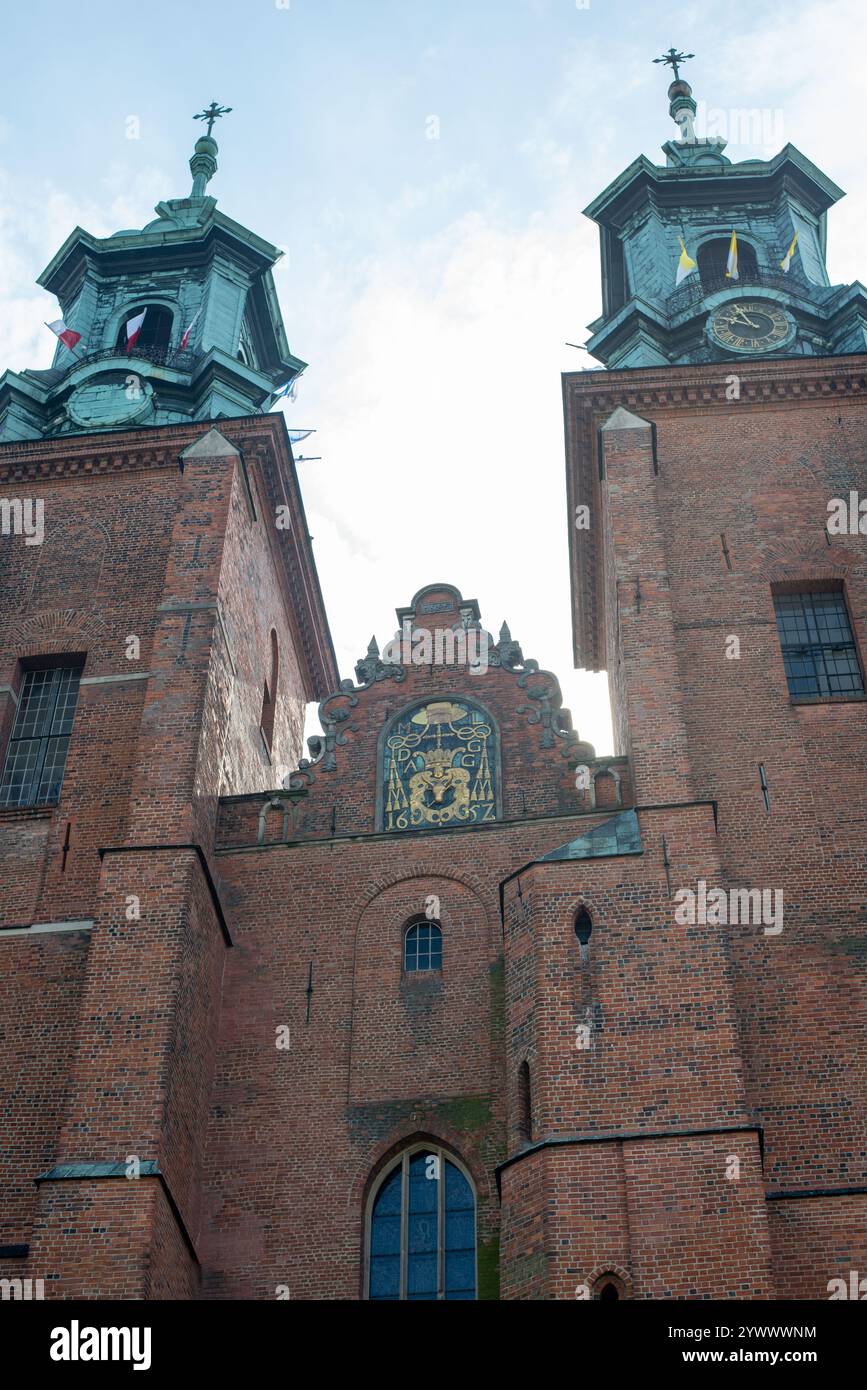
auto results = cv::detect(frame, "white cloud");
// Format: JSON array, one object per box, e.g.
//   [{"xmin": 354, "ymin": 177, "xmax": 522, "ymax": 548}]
[
  {"xmin": 0, "ymin": 164, "xmax": 173, "ymax": 373},
  {"xmin": 299, "ymin": 198, "xmax": 612, "ymax": 754}
]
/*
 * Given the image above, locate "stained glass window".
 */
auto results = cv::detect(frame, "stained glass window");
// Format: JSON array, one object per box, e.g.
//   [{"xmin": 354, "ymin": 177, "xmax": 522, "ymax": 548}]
[
  {"xmin": 0, "ymin": 663, "xmax": 82, "ymax": 807},
  {"xmin": 382, "ymin": 699, "xmax": 498, "ymax": 832},
  {"xmin": 368, "ymin": 1147, "xmax": 477, "ymax": 1301}
]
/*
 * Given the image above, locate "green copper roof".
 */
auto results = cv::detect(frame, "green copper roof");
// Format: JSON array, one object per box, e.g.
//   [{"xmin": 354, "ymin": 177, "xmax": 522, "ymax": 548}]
[{"xmin": 0, "ymin": 115, "xmax": 306, "ymax": 442}]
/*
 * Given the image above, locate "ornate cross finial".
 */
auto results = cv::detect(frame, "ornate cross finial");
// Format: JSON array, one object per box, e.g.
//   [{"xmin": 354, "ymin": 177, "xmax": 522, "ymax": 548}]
[
  {"xmin": 653, "ymin": 48, "xmax": 695, "ymax": 82},
  {"xmin": 193, "ymin": 101, "xmax": 233, "ymax": 137}
]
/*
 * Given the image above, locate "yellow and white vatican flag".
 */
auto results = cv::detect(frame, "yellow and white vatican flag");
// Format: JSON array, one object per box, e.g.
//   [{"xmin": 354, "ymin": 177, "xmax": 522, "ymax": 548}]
[
  {"xmin": 780, "ymin": 229, "xmax": 799, "ymax": 273},
  {"xmin": 676, "ymin": 237, "xmax": 697, "ymax": 285},
  {"xmin": 725, "ymin": 229, "xmax": 739, "ymax": 279}
]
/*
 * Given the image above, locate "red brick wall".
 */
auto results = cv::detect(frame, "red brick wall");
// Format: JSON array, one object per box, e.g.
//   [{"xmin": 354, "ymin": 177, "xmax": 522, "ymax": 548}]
[
  {"xmin": 502, "ymin": 1133, "xmax": 773, "ymax": 1300},
  {"xmin": 25, "ymin": 847, "xmax": 227, "ymax": 1296},
  {"xmin": 0, "ymin": 929, "xmax": 90, "ymax": 1270},
  {"xmin": 0, "ymin": 416, "xmax": 335, "ymax": 1298},
  {"xmin": 564, "ymin": 357, "xmax": 867, "ymax": 1298},
  {"xmin": 768, "ymin": 1196, "xmax": 866, "ymax": 1300}
]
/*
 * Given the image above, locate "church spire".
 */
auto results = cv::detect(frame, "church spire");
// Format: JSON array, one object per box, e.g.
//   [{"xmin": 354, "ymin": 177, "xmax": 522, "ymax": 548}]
[
  {"xmin": 576, "ymin": 49, "xmax": 864, "ymax": 368},
  {"xmin": 0, "ymin": 97, "xmax": 309, "ymax": 442},
  {"xmin": 189, "ymin": 102, "xmax": 233, "ymax": 198},
  {"xmin": 652, "ymin": 46, "xmax": 698, "ymax": 146},
  {"xmin": 651, "ymin": 49, "xmax": 729, "ymax": 167}
]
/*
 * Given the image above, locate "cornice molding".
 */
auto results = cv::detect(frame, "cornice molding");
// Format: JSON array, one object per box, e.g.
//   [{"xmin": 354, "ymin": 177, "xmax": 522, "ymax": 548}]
[
  {"xmin": 0, "ymin": 414, "xmax": 338, "ymax": 700},
  {"xmin": 565, "ymin": 353, "xmax": 867, "ymax": 418},
  {"xmin": 563, "ymin": 353, "xmax": 867, "ymax": 671}
]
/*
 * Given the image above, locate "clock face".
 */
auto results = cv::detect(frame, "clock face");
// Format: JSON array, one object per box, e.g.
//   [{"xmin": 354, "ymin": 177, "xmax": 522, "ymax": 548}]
[
  {"xmin": 710, "ymin": 300, "xmax": 791, "ymax": 353},
  {"xmin": 66, "ymin": 372, "xmax": 155, "ymax": 428}
]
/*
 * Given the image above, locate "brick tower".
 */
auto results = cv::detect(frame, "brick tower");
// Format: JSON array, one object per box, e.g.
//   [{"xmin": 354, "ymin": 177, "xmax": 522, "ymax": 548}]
[
  {"xmin": 1, "ymin": 69, "xmax": 864, "ymax": 1303},
  {"xmin": 0, "ymin": 120, "xmax": 337, "ymax": 1298},
  {"xmin": 558, "ymin": 56, "xmax": 866, "ymax": 1298}
]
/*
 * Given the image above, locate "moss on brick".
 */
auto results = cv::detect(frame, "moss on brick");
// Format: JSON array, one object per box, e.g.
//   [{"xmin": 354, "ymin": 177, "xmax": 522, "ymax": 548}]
[
  {"xmin": 477, "ymin": 1234, "xmax": 500, "ymax": 1300},
  {"xmin": 437, "ymin": 1094, "xmax": 492, "ymax": 1133}
]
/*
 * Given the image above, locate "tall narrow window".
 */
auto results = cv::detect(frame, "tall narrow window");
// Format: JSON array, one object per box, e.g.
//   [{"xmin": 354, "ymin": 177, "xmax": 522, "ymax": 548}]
[
  {"xmin": 774, "ymin": 589, "xmax": 864, "ymax": 699},
  {"xmin": 517, "ymin": 1060, "xmax": 532, "ymax": 1143},
  {"xmin": 367, "ymin": 1145, "xmax": 477, "ymax": 1300},
  {"xmin": 0, "ymin": 663, "xmax": 82, "ymax": 807},
  {"xmin": 260, "ymin": 629, "xmax": 279, "ymax": 751}
]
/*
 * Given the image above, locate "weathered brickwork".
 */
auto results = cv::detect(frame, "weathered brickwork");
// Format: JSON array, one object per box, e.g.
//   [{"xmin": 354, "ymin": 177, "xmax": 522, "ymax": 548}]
[
  {"xmin": 564, "ymin": 355, "xmax": 867, "ymax": 1299},
  {"xmin": 0, "ymin": 414, "xmax": 335, "ymax": 1298},
  {"xmin": 1, "ymin": 351, "xmax": 863, "ymax": 1301},
  {"xmin": 0, "ymin": 929, "xmax": 90, "ymax": 1287}
]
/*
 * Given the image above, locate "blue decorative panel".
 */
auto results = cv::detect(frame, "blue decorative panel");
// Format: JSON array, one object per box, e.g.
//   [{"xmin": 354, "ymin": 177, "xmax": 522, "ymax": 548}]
[{"xmin": 382, "ymin": 699, "xmax": 497, "ymax": 832}]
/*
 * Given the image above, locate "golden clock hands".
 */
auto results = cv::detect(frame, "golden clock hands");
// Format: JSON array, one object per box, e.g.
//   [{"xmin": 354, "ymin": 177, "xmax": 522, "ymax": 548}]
[{"xmin": 729, "ymin": 310, "xmax": 761, "ymax": 329}]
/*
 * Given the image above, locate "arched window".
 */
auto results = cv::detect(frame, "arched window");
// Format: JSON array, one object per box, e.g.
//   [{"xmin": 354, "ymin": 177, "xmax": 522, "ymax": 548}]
[
  {"xmin": 517, "ymin": 1060, "xmax": 532, "ymax": 1143},
  {"xmin": 260, "ymin": 629, "xmax": 279, "ymax": 752},
  {"xmin": 237, "ymin": 319, "xmax": 257, "ymax": 368},
  {"xmin": 404, "ymin": 918, "xmax": 442, "ymax": 973},
  {"xmin": 575, "ymin": 904, "xmax": 593, "ymax": 967},
  {"xmin": 367, "ymin": 1144, "xmax": 477, "ymax": 1300},
  {"xmin": 114, "ymin": 304, "xmax": 173, "ymax": 354},
  {"xmin": 593, "ymin": 1272, "xmax": 626, "ymax": 1300},
  {"xmin": 574, "ymin": 905, "xmax": 593, "ymax": 946},
  {"xmin": 381, "ymin": 698, "xmax": 499, "ymax": 832},
  {"xmin": 697, "ymin": 237, "xmax": 759, "ymax": 290}
]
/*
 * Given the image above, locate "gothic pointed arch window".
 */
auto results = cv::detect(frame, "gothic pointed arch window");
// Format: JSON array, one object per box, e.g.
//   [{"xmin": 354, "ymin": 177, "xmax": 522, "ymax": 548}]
[
  {"xmin": 592, "ymin": 1271, "xmax": 627, "ymax": 1300},
  {"xmin": 380, "ymin": 698, "xmax": 500, "ymax": 832},
  {"xmin": 517, "ymin": 1059, "xmax": 532, "ymax": 1143},
  {"xmin": 366, "ymin": 1144, "xmax": 477, "ymax": 1300}
]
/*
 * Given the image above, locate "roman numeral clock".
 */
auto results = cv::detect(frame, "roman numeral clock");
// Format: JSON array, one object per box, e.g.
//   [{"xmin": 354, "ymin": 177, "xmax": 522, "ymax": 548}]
[
  {"xmin": 708, "ymin": 299, "xmax": 794, "ymax": 354},
  {"xmin": 577, "ymin": 49, "xmax": 867, "ymax": 371}
]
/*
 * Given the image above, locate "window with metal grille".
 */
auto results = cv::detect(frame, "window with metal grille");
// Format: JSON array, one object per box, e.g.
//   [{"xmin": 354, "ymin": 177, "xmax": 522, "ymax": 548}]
[
  {"xmin": 404, "ymin": 919, "xmax": 443, "ymax": 972},
  {"xmin": 0, "ymin": 663, "xmax": 82, "ymax": 807},
  {"xmin": 367, "ymin": 1145, "xmax": 477, "ymax": 1300},
  {"xmin": 774, "ymin": 590, "xmax": 864, "ymax": 699}
]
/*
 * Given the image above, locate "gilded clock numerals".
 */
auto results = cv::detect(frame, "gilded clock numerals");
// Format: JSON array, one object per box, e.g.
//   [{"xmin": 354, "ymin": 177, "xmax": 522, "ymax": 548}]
[{"xmin": 711, "ymin": 299, "xmax": 790, "ymax": 351}]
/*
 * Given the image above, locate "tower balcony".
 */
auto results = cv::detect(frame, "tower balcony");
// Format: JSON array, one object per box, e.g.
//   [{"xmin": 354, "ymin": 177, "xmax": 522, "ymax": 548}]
[
  {"xmin": 666, "ymin": 267, "xmax": 812, "ymax": 319},
  {"xmin": 52, "ymin": 343, "xmax": 204, "ymax": 379}
]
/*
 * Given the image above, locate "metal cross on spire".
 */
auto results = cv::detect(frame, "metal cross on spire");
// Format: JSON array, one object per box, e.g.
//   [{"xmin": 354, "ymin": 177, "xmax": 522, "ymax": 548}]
[
  {"xmin": 652, "ymin": 48, "xmax": 695, "ymax": 82},
  {"xmin": 193, "ymin": 101, "xmax": 233, "ymax": 137}
]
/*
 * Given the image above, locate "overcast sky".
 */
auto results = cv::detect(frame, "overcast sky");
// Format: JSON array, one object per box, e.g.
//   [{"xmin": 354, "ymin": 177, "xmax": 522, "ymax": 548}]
[{"xmin": 1, "ymin": 0, "xmax": 864, "ymax": 757}]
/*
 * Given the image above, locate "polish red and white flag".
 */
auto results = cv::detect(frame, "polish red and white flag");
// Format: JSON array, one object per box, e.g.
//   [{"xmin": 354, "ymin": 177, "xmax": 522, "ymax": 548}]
[
  {"xmin": 125, "ymin": 309, "xmax": 147, "ymax": 350},
  {"xmin": 45, "ymin": 319, "xmax": 82, "ymax": 354},
  {"xmin": 180, "ymin": 306, "xmax": 203, "ymax": 352}
]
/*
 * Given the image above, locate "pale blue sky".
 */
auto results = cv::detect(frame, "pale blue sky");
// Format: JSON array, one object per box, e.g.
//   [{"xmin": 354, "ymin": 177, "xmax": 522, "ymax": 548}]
[{"xmin": 1, "ymin": 0, "xmax": 864, "ymax": 763}]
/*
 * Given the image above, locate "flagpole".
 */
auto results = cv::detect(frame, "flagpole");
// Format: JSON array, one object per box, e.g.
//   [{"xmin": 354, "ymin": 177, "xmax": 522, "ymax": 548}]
[{"xmin": 44, "ymin": 322, "xmax": 86, "ymax": 360}]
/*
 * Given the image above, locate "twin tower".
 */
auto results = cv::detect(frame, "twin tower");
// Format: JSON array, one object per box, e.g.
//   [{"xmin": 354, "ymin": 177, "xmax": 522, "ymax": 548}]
[{"xmin": 0, "ymin": 68, "xmax": 864, "ymax": 1300}]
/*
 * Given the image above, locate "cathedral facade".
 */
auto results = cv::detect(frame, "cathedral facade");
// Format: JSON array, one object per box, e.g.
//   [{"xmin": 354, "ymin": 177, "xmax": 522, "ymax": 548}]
[{"xmin": 0, "ymin": 71, "xmax": 864, "ymax": 1300}]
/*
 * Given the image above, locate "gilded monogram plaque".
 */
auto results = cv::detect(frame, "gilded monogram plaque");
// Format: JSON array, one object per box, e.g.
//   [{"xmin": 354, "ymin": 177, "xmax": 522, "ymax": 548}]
[{"xmin": 382, "ymin": 700, "xmax": 497, "ymax": 831}]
